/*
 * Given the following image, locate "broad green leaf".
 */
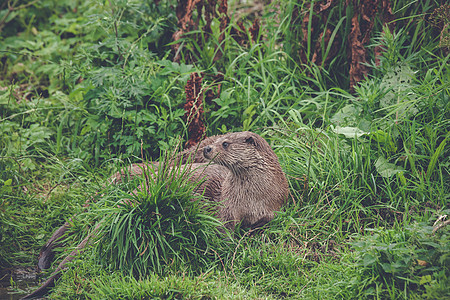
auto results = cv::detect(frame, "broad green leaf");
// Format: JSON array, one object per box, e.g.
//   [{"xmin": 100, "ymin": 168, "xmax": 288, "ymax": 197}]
[
  {"xmin": 420, "ymin": 275, "xmax": 432, "ymax": 285},
  {"xmin": 330, "ymin": 104, "xmax": 362, "ymax": 127},
  {"xmin": 375, "ymin": 157, "xmax": 405, "ymax": 178},
  {"xmin": 381, "ymin": 262, "xmax": 393, "ymax": 273},
  {"xmin": 363, "ymin": 253, "xmax": 377, "ymax": 267},
  {"xmin": 333, "ymin": 126, "xmax": 368, "ymax": 138}
]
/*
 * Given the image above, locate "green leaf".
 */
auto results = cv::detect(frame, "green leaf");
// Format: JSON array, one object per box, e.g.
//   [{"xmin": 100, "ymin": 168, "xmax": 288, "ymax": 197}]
[
  {"xmin": 0, "ymin": 90, "xmax": 13, "ymax": 105},
  {"xmin": 330, "ymin": 104, "xmax": 362, "ymax": 127},
  {"xmin": 363, "ymin": 253, "xmax": 377, "ymax": 267},
  {"xmin": 420, "ymin": 275, "xmax": 432, "ymax": 285},
  {"xmin": 375, "ymin": 157, "xmax": 405, "ymax": 178},
  {"xmin": 333, "ymin": 126, "xmax": 368, "ymax": 138},
  {"xmin": 381, "ymin": 262, "xmax": 393, "ymax": 273}
]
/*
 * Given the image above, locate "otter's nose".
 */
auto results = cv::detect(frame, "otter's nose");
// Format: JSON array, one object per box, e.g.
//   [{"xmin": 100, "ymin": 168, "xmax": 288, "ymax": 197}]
[{"xmin": 203, "ymin": 145, "xmax": 212, "ymax": 157}]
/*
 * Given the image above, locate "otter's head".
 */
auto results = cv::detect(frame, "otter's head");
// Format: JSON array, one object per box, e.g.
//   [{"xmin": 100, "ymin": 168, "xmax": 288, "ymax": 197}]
[{"xmin": 203, "ymin": 131, "xmax": 276, "ymax": 173}]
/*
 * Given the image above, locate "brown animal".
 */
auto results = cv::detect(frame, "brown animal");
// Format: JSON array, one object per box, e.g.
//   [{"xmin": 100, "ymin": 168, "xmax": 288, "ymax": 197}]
[
  {"xmin": 127, "ymin": 131, "xmax": 290, "ymax": 230},
  {"xmin": 202, "ymin": 131, "xmax": 289, "ymax": 229},
  {"xmin": 109, "ymin": 134, "xmax": 224, "ymax": 185}
]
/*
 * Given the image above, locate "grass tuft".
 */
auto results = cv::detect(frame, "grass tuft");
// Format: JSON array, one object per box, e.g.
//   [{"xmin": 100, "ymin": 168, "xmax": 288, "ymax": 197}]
[{"xmin": 91, "ymin": 155, "xmax": 231, "ymax": 278}]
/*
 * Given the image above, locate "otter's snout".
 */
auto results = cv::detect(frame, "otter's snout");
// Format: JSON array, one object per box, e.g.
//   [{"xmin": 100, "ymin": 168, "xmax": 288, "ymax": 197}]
[{"xmin": 203, "ymin": 145, "xmax": 212, "ymax": 158}]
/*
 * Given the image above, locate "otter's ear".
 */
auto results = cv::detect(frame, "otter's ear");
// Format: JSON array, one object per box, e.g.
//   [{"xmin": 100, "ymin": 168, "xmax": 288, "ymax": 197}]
[
  {"xmin": 245, "ymin": 136, "xmax": 256, "ymax": 147},
  {"xmin": 245, "ymin": 134, "xmax": 267, "ymax": 151}
]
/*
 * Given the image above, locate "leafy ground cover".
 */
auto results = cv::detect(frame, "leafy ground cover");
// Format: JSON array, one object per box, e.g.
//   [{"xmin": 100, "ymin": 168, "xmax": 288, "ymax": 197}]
[{"xmin": 1, "ymin": 0, "xmax": 449, "ymax": 299}]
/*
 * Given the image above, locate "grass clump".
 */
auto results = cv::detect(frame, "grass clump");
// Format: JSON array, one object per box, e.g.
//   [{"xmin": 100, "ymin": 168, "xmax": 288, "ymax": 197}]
[{"xmin": 90, "ymin": 156, "xmax": 230, "ymax": 278}]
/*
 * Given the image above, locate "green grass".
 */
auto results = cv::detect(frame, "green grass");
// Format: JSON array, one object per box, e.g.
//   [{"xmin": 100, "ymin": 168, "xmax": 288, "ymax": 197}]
[
  {"xmin": 50, "ymin": 261, "xmax": 268, "ymax": 299},
  {"xmin": 90, "ymin": 158, "xmax": 231, "ymax": 278},
  {"xmin": 1, "ymin": 0, "xmax": 448, "ymax": 299}
]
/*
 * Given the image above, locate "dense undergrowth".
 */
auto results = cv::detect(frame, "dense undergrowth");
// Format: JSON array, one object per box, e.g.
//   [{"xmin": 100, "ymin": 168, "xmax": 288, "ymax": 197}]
[{"xmin": 1, "ymin": 0, "xmax": 449, "ymax": 299}]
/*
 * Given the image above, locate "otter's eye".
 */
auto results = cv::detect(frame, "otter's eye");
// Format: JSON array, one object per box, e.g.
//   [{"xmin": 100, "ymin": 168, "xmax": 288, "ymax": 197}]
[{"xmin": 222, "ymin": 142, "xmax": 229, "ymax": 149}]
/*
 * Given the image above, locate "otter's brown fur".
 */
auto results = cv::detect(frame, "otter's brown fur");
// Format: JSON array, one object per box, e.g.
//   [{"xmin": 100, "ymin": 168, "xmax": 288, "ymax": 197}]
[
  {"xmin": 202, "ymin": 131, "xmax": 289, "ymax": 229},
  {"xmin": 110, "ymin": 134, "xmax": 223, "ymax": 184}
]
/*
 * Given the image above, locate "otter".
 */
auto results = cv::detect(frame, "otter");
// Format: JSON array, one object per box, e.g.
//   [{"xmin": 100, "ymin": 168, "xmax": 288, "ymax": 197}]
[
  {"xmin": 130, "ymin": 131, "xmax": 290, "ymax": 230},
  {"xmin": 25, "ymin": 131, "xmax": 289, "ymax": 299},
  {"xmin": 202, "ymin": 131, "xmax": 289, "ymax": 229}
]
